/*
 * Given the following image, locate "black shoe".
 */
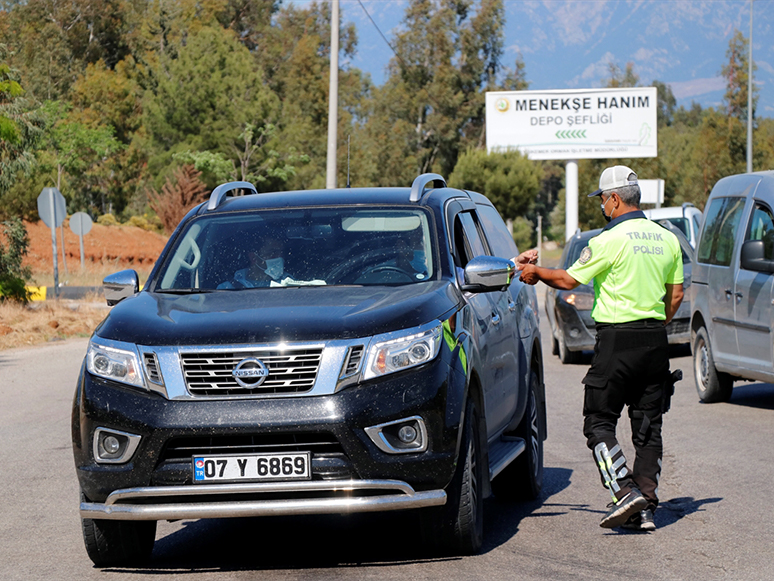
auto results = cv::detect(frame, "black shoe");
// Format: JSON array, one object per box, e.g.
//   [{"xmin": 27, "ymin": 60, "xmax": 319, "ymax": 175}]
[
  {"xmin": 600, "ymin": 489, "xmax": 648, "ymax": 529},
  {"xmin": 621, "ymin": 509, "xmax": 656, "ymax": 532}
]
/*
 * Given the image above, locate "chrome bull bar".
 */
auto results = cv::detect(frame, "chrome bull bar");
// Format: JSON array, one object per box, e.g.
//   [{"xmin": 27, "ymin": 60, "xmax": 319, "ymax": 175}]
[{"xmin": 80, "ymin": 479, "xmax": 447, "ymax": 521}]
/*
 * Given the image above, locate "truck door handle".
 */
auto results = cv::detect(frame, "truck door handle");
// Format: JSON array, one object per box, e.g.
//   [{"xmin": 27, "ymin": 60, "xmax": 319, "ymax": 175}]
[
  {"xmin": 507, "ymin": 300, "xmax": 516, "ymax": 312},
  {"xmin": 725, "ymin": 289, "xmax": 733, "ymax": 299},
  {"xmin": 492, "ymin": 313, "xmax": 501, "ymax": 325},
  {"xmin": 735, "ymin": 292, "xmax": 743, "ymax": 302}
]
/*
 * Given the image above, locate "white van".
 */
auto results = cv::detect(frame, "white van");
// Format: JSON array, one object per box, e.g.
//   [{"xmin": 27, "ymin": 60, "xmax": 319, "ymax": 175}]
[
  {"xmin": 691, "ymin": 171, "xmax": 774, "ymax": 402},
  {"xmin": 643, "ymin": 203, "xmax": 703, "ymax": 248}
]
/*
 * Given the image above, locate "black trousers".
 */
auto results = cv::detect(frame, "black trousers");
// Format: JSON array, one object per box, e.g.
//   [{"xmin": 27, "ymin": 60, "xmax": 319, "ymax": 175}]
[{"xmin": 582, "ymin": 320, "xmax": 669, "ymax": 509}]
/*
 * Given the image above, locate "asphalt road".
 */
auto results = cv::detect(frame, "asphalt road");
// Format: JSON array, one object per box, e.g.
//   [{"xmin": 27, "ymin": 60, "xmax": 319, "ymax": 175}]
[{"xmin": 2, "ymin": 296, "xmax": 773, "ymax": 580}]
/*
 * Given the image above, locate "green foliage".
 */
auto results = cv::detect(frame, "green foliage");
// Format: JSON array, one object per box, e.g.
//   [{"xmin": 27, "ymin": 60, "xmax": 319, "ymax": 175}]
[
  {"xmin": 449, "ymin": 148, "xmax": 540, "ymax": 220},
  {"xmin": 97, "ymin": 213, "xmax": 119, "ymax": 226},
  {"xmin": 0, "ymin": 46, "xmax": 45, "ymax": 201},
  {"xmin": 0, "ymin": 217, "xmax": 32, "ymax": 303},
  {"xmin": 722, "ymin": 29, "xmax": 757, "ymax": 122},
  {"xmin": 511, "ymin": 216, "xmax": 534, "ymax": 251}
]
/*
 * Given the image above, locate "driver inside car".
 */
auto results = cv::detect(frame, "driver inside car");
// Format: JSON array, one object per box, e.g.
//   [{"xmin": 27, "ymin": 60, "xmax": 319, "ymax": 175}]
[{"xmin": 218, "ymin": 235, "xmax": 292, "ymax": 289}]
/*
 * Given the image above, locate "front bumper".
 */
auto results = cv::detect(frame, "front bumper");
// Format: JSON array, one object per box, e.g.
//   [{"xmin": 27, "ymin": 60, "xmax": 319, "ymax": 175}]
[
  {"xmin": 80, "ymin": 479, "xmax": 446, "ymax": 521},
  {"xmin": 73, "ymin": 351, "xmax": 466, "ymax": 518}
]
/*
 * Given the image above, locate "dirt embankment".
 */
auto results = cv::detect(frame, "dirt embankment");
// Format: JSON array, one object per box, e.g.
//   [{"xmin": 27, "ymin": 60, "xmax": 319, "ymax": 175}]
[{"xmin": 21, "ymin": 220, "xmax": 169, "ymax": 272}]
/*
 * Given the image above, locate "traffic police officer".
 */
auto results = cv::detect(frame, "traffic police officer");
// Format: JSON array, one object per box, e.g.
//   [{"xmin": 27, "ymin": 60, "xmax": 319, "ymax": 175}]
[{"xmin": 518, "ymin": 165, "xmax": 684, "ymax": 531}]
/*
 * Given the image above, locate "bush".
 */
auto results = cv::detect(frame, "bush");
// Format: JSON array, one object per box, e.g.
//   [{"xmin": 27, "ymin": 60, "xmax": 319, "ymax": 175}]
[
  {"xmin": 512, "ymin": 217, "xmax": 534, "ymax": 251},
  {"xmin": 127, "ymin": 215, "xmax": 151, "ymax": 230},
  {"xmin": 0, "ymin": 218, "xmax": 32, "ymax": 303},
  {"xmin": 97, "ymin": 213, "xmax": 119, "ymax": 226}
]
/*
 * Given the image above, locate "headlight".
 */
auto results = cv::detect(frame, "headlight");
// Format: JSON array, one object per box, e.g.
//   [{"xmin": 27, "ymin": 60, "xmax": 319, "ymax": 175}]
[
  {"xmin": 561, "ymin": 291, "xmax": 594, "ymax": 311},
  {"xmin": 86, "ymin": 342, "xmax": 145, "ymax": 388},
  {"xmin": 363, "ymin": 323, "xmax": 442, "ymax": 380}
]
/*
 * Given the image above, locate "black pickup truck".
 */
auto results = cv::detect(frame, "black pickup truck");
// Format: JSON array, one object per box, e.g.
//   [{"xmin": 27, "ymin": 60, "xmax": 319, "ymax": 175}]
[{"xmin": 72, "ymin": 174, "xmax": 546, "ymax": 566}]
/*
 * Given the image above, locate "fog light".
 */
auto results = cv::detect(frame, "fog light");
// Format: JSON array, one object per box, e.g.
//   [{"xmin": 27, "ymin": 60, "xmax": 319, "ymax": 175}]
[
  {"xmin": 103, "ymin": 435, "xmax": 121, "ymax": 455},
  {"xmin": 93, "ymin": 427, "xmax": 142, "ymax": 464},
  {"xmin": 398, "ymin": 425, "xmax": 418, "ymax": 443},
  {"xmin": 364, "ymin": 416, "xmax": 428, "ymax": 454}
]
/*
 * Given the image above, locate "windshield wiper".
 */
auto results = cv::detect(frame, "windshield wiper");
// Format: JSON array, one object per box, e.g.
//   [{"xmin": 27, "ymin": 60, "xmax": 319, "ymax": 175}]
[{"xmin": 155, "ymin": 288, "xmax": 216, "ymax": 294}]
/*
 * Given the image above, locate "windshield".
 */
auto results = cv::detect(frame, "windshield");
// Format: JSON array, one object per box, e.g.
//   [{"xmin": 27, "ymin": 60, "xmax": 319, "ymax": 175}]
[{"xmin": 155, "ymin": 207, "xmax": 436, "ymax": 290}]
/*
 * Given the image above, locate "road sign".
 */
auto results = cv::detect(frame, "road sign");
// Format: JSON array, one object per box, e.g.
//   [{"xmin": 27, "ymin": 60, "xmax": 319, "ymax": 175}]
[
  {"xmin": 37, "ymin": 187, "xmax": 66, "ymax": 228},
  {"xmin": 37, "ymin": 187, "xmax": 67, "ymax": 297},
  {"xmin": 69, "ymin": 212, "xmax": 93, "ymax": 269}
]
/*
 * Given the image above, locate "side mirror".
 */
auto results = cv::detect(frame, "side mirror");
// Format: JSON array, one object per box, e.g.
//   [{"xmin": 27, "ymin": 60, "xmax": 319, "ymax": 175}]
[
  {"xmin": 740, "ymin": 240, "xmax": 774, "ymax": 273},
  {"xmin": 103, "ymin": 269, "xmax": 140, "ymax": 306},
  {"xmin": 462, "ymin": 256, "xmax": 515, "ymax": 293}
]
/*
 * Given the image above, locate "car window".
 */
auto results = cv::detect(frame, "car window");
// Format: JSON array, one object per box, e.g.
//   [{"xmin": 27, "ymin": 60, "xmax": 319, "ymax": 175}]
[
  {"xmin": 476, "ymin": 204, "xmax": 519, "ymax": 259},
  {"xmin": 456, "ymin": 211, "xmax": 489, "ymax": 266},
  {"xmin": 692, "ymin": 214, "xmax": 701, "ymax": 243},
  {"xmin": 746, "ymin": 203, "xmax": 774, "ymax": 260},
  {"xmin": 155, "ymin": 207, "xmax": 436, "ymax": 290},
  {"xmin": 664, "ymin": 217, "xmax": 690, "ymax": 240},
  {"xmin": 696, "ymin": 197, "xmax": 746, "ymax": 266}
]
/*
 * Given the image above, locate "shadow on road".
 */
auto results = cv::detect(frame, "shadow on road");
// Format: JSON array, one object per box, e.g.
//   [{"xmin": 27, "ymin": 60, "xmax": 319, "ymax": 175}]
[
  {"xmin": 101, "ymin": 467, "xmax": 573, "ymax": 573},
  {"xmin": 727, "ymin": 382, "xmax": 774, "ymax": 410}
]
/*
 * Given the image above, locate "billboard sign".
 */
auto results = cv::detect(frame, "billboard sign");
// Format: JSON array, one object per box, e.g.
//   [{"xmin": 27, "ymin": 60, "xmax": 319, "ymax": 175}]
[{"xmin": 486, "ymin": 87, "xmax": 658, "ymax": 160}]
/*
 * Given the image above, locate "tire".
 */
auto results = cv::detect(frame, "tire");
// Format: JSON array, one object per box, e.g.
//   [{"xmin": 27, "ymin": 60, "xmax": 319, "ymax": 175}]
[
  {"xmin": 557, "ymin": 323, "xmax": 582, "ymax": 365},
  {"xmin": 81, "ymin": 517, "xmax": 156, "ymax": 567},
  {"xmin": 693, "ymin": 326, "xmax": 733, "ymax": 403},
  {"xmin": 491, "ymin": 369, "xmax": 544, "ymax": 501},
  {"xmin": 422, "ymin": 399, "xmax": 484, "ymax": 554},
  {"xmin": 551, "ymin": 334, "xmax": 559, "ymax": 356}
]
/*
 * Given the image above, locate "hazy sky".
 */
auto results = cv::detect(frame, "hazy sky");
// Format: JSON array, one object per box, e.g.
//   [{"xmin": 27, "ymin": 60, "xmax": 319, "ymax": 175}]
[{"xmin": 298, "ymin": 0, "xmax": 774, "ymax": 115}]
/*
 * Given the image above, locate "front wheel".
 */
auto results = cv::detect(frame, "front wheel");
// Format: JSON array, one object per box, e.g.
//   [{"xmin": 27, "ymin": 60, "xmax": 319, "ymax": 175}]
[
  {"xmin": 492, "ymin": 369, "xmax": 544, "ymax": 501},
  {"xmin": 557, "ymin": 323, "xmax": 582, "ymax": 364},
  {"xmin": 693, "ymin": 326, "xmax": 733, "ymax": 403},
  {"xmin": 422, "ymin": 399, "xmax": 484, "ymax": 554},
  {"xmin": 82, "ymin": 517, "xmax": 156, "ymax": 567}
]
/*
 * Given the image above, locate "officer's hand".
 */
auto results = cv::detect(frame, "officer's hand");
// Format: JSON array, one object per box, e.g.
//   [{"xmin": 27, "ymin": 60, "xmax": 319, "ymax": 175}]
[
  {"xmin": 512, "ymin": 249, "xmax": 538, "ymax": 271},
  {"xmin": 519, "ymin": 264, "xmax": 540, "ymax": 285}
]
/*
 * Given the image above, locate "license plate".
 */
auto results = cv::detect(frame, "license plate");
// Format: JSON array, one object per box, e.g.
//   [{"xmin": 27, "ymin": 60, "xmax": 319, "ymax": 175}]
[{"xmin": 193, "ymin": 452, "xmax": 311, "ymax": 483}]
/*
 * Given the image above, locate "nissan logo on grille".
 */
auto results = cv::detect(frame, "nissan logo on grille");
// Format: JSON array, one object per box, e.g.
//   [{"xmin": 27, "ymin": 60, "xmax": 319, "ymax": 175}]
[{"xmin": 231, "ymin": 357, "xmax": 269, "ymax": 388}]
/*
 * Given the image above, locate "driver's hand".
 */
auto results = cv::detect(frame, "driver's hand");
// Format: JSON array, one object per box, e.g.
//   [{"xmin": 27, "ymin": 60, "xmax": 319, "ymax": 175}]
[{"xmin": 512, "ymin": 249, "xmax": 538, "ymax": 271}]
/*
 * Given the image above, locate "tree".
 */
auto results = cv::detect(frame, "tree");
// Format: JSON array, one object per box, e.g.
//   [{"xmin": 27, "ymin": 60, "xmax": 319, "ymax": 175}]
[
  {"xmin": 448, "ymin": 148, "xmax": 540, "ymax": 222},
  {"xmin": 38, "ymin": 101, "xmax": 122, "ymax": 213},
  {"xmin": 146, "ymin": 164, "xmax": 207, "ymax": 234},
  {"xmin": 653, "ymin": 80, "xmax": 676, "ymax": 127},
  {"xmin": 606, "ymin": 62, "xmax": 639, "ymax": 88},
  {"xmin": 721, "ymin": 29, "xmax": 757, "ymax": 122},
  {"xmin": 0, "ymin": 217, "xmax": 32, "ymax": 303},
  {"xmin": 142, "ymin": 25, "xmax": 281, "ymax": 189},
  {"xmin": 0, "ymin": 46, "xmax": 45, "ymax": 204},
  {"xmin": 363, "ymin": 0, "xmax": 508, "ymax": 182}
]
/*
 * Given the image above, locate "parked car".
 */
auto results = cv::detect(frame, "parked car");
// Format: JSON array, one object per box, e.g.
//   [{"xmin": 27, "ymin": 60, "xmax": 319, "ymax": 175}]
[
  {"xmin": 545, "ymin": 223, "xmax": 693, "ymax": 364},
  {"xmin": 72, "ymin": 174, "xmax": 546, "ymax": 566},
  {"xmin": 643, "ymin": 203, "xmax": 703, "ymax": 248},
  {"xmin": 691, "ymin": 171, "xmax": 774, "ymax": 402}
]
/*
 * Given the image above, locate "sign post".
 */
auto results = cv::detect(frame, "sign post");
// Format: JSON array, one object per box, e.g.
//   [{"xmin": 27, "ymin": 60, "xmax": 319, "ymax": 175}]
[
  {"xmin": 486, "ymin": 87, "xmax": 658, "ymax": 240},
  {"xmin": 37, "ymin": 187, "xmax": 67, "ymax": 298},
  {"xmin": 69, "ymin": 212, "xmax": 93, "ymax": 269}
]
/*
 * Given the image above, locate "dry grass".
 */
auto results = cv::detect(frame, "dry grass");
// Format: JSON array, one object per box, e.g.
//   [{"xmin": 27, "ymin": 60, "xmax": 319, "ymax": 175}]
[
  {"xmin": 0, "ymin": 297, "xmax": 108, "ymax": 350},
  {"xmin": 29, "ymin": 264, "xmax": 155, "ymax": 288}
]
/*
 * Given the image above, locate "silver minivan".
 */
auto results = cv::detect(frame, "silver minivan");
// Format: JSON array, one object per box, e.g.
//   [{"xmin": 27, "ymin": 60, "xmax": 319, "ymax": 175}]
[{"xmin": 691, "ymin": 171, "xmax": 774, "ymax": 402}]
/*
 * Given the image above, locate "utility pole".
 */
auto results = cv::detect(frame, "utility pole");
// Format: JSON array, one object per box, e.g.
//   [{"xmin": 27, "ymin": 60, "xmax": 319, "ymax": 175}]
[
  {"xmin": 326, "ymin": 0, "xmax": 340, "ymax": 189},
  {"xmin": 747, "ymin": 0, "xmax": 754, "ymax": 173}
]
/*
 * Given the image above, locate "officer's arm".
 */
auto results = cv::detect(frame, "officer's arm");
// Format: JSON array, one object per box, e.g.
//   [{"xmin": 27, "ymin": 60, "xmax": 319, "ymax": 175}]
[
  {"xmin": 519, "ymin": 265, "xmax": 580, "ymax": 290},
  {"xmin": 664, "ymin": 283, "xmax": 684, "ymax": 324}
]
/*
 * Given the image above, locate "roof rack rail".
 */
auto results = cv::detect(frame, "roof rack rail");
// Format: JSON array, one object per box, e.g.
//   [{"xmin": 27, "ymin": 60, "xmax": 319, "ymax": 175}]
[
  {"xmin": 207, "ymin": 181, "xmax": 258, "ymax": 211},
  {"xmin": 410, "ymin": 173, "xmax": 446, "ymax": 202}
]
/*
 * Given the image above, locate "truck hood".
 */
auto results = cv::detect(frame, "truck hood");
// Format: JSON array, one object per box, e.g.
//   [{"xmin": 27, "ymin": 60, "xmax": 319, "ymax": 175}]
[{"xmin": 95, "ymin": 282, "xmax": 460, "ymax": 346}]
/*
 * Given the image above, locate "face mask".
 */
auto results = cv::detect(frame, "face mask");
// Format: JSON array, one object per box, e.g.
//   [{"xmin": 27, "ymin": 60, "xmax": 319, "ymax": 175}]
[
  {"xmin": 262, "ymin": 257, "xmax": 284, "ymax": 279},
  {"xmin": 600, "ymin": 196, "xmax": 613, "ymax": 223}
]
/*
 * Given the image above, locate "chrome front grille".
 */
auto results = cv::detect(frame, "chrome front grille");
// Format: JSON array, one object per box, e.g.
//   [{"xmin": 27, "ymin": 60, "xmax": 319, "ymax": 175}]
[{"xmin": 181, "ymin": 348, "xmax": 323, "ymax": 396}]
